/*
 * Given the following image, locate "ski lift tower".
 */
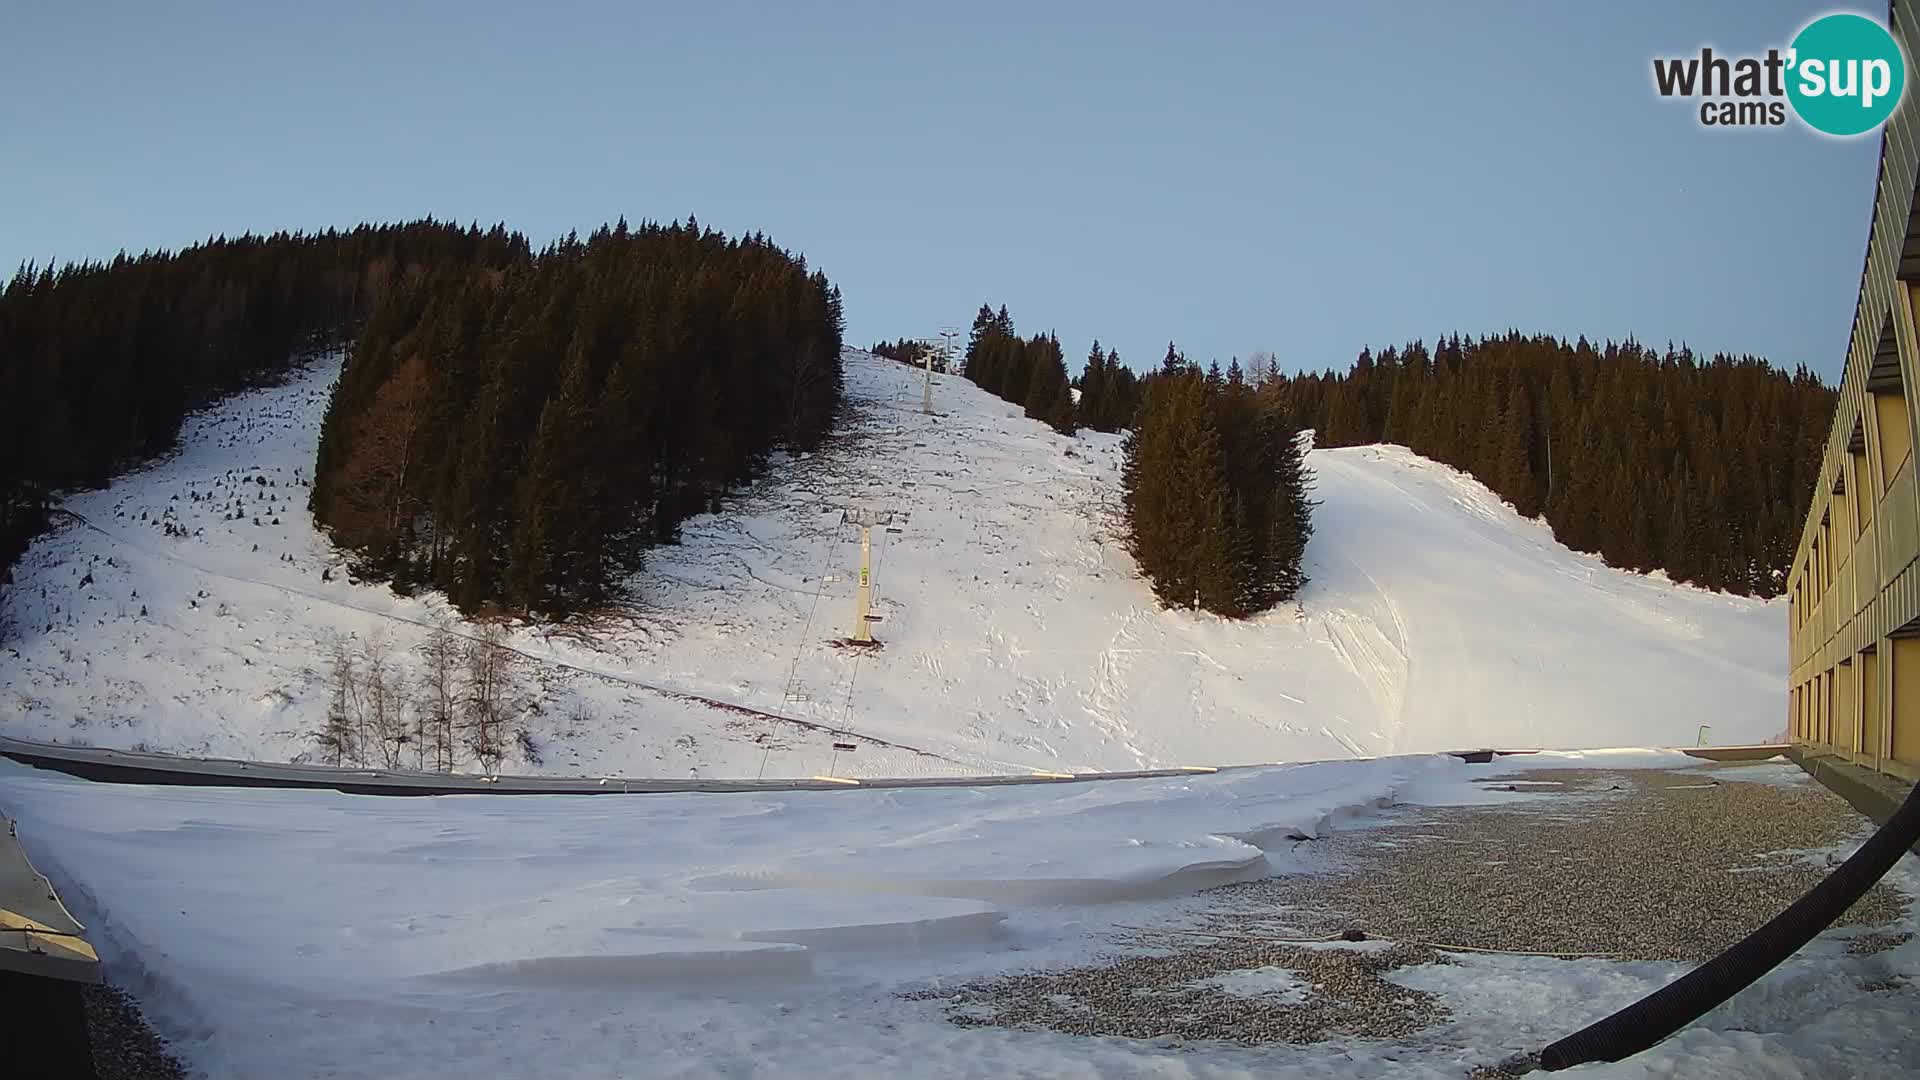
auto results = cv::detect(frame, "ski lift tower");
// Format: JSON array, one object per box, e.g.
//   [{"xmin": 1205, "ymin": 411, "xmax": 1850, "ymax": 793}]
[
  {"xmin": 927, "ymin": 327, "xmax": 961, "ymax": 414},
  {"xmin": 920, "ymin": 338, "xmax": 935, "ymax": 415},
  {"xmin": 841, "ymin": 507, "xmax": 903, "ymax": 643}
]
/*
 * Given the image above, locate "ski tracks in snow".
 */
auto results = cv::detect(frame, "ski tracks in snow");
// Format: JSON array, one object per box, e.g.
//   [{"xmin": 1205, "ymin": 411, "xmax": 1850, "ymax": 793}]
[{"xmin": 1310, "ymin": 552, "xmax": 1413, "ymax": 755}]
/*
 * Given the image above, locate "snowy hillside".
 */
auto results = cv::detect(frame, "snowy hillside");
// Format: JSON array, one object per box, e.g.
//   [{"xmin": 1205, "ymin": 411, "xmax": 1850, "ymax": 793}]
[{"xmin": 0, "ymin": 349, "xmax": 1783, "ymax": 777}]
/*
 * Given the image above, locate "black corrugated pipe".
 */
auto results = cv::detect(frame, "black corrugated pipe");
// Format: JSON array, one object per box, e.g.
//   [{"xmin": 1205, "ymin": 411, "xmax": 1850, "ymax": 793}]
[{"xmin": 1538, "ymin": 778, "xmax": 1920, "ymax": 1071}]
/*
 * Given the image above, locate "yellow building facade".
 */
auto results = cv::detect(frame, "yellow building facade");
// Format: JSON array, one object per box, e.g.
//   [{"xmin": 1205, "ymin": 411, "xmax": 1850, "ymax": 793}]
[{"xmin": 1789, "ymin": 0, "xmax": 1920, "ymax": 784}]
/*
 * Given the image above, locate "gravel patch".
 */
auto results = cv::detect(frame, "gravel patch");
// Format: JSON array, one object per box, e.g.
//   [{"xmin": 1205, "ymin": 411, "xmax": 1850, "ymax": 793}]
[
  {"xmin": 1469, "ymin": 1052, "xmax": 1543, "ymax": 1079},
  {"xmin": 1214, "ymin": 767, "xmax": 1906, "ymax": 962},
  {"xmin": 84, "ymin": 983, "xmax": 186, "ymax": 1080},
  {"xmin": 908, "ymin": 764, "xmax": 1908, "ymax": 1049},
  {"xmin": 905, "ymin": 941, "xmax": 1453, "ymax": 1045},
  {"xmin": 1847, "ymin": 930, "xmax": 1914, "ymax": 956}
]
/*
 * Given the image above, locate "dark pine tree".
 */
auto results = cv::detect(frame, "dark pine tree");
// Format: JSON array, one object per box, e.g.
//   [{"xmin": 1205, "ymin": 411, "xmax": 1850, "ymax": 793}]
[
  {"xmin": 1078, "ymin": 340, "xmax": 1110, "ymax": 431},
  {"xmin": 1122, "ymin": 352, "xmax": 1311, "ymax": 617}
]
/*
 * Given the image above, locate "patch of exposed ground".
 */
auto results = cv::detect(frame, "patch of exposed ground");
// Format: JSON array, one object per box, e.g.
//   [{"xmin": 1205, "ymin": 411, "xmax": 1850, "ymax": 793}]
[
  {"xmin": 85, "ymin": 982, "xmax": 186, "ymax": 1080},
  {"xmin": 905, "ymin": 941, "xmax": 1452, "ymax": 1045},
  {"xmin": 907, "ymin": 764, "xmax": 1907, "ymax": 1050},
  {"xmin": 1215, "ymin": 767, "xmax": 1904, "ymax": 962}
]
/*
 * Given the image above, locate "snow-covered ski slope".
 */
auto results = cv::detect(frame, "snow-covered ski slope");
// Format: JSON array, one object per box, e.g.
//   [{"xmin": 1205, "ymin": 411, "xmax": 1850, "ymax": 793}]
[{"xmin": 0, "ymin": 349, "xmax": 1782, "ymax": 777}]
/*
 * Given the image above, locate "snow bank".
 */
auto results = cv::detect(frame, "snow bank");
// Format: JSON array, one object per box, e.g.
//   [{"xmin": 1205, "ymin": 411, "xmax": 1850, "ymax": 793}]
[{"xmin": 0, "ymin": 752, "xmax": 1454, "ymax": 1072}]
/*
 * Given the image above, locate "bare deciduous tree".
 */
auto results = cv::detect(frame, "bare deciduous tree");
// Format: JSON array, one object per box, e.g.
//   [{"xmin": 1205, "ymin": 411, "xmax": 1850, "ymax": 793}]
[
  {"xmin": 1245, "ymin": 351, "xmax": 1280, "ymax": 389},
  {"xmin": 463, "ymin": 622, "xmax": 518, "ymax": 775},
  {"xmin": 417, "ymin": 620, "xmax": 464, "ymax": 772},
  {"xmin": 315, "ymin": 632, "xmax": 359, "ymax": 766},
  {"xmin": 360, "ymin": 630, "xmax": 411, "ymax": 769}
]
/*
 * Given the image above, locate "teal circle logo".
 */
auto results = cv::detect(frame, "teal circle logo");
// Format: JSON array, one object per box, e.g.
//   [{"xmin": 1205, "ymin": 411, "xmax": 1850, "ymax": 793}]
[{"xmin": 1787, "ymin": 13, "xmax": 1906, "ymax": 136}]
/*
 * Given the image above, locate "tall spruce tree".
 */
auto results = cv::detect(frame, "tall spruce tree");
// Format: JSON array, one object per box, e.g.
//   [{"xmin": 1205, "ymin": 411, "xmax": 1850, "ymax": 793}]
[
  {"xmin": 1123, "ymin": 352, "xmax": 1311, "ymax": 617},
  {"xmin": 1023, "ymin": 333, "xmax": 1075, "ymax": 434},
  {"xmin": 1106, "ymin": 347, "xmax": 1139, "ymax": 430},
  {"xmin": 1078, "ymin": 340, "xmax": 1110, "ymax": 430}
]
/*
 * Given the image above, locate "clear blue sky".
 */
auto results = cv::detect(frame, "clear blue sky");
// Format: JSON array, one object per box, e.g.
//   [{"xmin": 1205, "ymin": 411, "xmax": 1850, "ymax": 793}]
[{"xmin": 0, "ymin": 1, "xmax": 1882, "ymax": 379}]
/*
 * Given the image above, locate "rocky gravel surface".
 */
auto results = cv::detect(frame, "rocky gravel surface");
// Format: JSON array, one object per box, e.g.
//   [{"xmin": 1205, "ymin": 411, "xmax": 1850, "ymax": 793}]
[
  {"xmin": 1215, "ymin": 766, "xmax": 1905, "ymax": 963},
  {"xmin": 84, "ymin": 983, "xmax": 185, "ymax": 1080},
  {"xmin": 905, "ymin": 940, "xmax": 1454, "ymax": 1046},
  {"xmin": 906, "ymin": 763, "xmax": 1909, "ymax": 1049}
]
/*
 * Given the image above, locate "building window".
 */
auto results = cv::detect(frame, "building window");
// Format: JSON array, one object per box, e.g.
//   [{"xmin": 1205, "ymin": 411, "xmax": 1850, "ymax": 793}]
[
  {"xmin": 1870, "ymin": 320, "xmax": 1911, "ymax": 489},
  {"xmin": 1852, "ymin": 419, "xmax": 1874, "ymax": 528}
]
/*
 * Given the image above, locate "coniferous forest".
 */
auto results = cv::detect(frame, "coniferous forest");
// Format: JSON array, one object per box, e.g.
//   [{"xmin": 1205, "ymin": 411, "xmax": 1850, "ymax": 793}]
[
  {"xmin": 960, "ymin": 304, "xmax": 1304, "ymax": 619},
  {"xmin": 870, "ymin": 337, "xmax": 946, "ymax": 371},
  {"xmin": 310, "ymin": 219, "xmax": 844, "ymax": 615},
  {"xmin": 1270, "ymin": 333, "xmax": 1834, "ymax": 597},
  {"xmin": 960, "ymin": 304, "xmax": 1080, "ymax": 435},
  {"xmin": 1, "ymin": 230, "xmax": 1828, "ymax": 623},
  {"xmin": 0, "ymin": 221, "xmax": 526, "ymax": 588},
  {"xmin": 0, "ymin": 219, "xmax": 842, "ymax": 618},
  {"xmin": 1074, "ymin": 338, "xmax": 1144, "ymax": 434},
  {"xmin": 1123, "ymin": 346, "xmax": 1314, "ymax": 617}
]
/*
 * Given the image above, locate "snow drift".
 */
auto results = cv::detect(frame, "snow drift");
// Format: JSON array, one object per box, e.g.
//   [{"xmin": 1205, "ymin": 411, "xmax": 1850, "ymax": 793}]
[{"xmin": 0, "ymin": 753, "xmax": 1450, "ymax": 1061}]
